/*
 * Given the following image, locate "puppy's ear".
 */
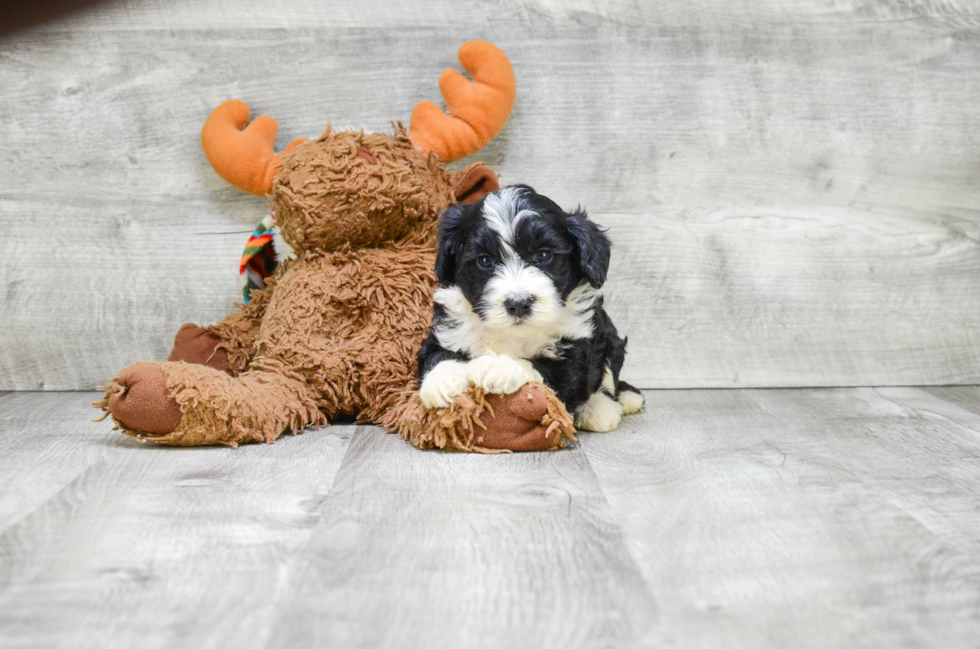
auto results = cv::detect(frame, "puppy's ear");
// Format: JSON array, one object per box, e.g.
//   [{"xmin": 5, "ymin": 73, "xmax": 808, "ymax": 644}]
[
  {"xmin": 435, "ymin": 204, "xmax": 467, "ymax": 284},
  {"xmin": 566, "ymin": 209, "xmax": 611, "ymax": 288}
]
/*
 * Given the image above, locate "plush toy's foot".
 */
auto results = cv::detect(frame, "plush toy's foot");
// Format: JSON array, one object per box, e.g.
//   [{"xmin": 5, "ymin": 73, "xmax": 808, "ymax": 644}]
[
  {"xmin": 94, "ymin": 363, "xmax": 182, "ymax": 436},
  {"xmin": 475, "ymin": 386, "xmax": 570, "ymax": 451},
  {"xmin": 383, "ymin": 382, "xmax": 576, "ymax": 453},
  {"xmin": 167, "ymin": 323, "xmax": 230, "ymax": 373},
  {"xmin": 95, "ymin": 361, "xmax": 324, "ymax": 447}
]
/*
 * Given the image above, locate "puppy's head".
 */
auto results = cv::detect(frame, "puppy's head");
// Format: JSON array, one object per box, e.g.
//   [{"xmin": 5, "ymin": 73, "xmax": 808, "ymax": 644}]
[{"xmin": 435, "ymin": 185, "xmax": 610, "ymax": 330}]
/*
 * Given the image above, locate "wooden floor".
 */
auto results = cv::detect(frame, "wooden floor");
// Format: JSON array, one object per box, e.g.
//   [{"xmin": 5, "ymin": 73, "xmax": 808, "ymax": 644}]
[{"xmin": 1, "ymin": 388, "xmax": 979, "ymax": 648}]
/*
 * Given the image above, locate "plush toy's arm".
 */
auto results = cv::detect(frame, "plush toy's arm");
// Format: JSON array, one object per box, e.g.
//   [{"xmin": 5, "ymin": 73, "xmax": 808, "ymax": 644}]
[
  {"xmin": 167, "ymin": 279, "xmax": 275, "ymax": 376},
  {"xmin": 200, "ymin": 280, "xmax": 275, "ymax": 374}
]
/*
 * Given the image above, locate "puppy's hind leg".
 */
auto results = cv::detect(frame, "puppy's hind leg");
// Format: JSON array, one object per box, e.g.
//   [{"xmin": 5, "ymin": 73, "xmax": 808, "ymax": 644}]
[
  {"xmin": 575, "ymin": 390, "xmax": 623, "ymax": 432},
  {"xmin": 600, "ymin": 366, "xmax": 645, "ymax": 416},
  {"xmin": 616, "ymin": 380, "xmax": 645, "ymax": 415}
]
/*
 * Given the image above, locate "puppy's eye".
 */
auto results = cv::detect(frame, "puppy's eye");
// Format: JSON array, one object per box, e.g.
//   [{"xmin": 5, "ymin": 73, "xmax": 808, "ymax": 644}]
[
  {"xmin": 477, "ymin": 255, "xmax": 494, "ymax": 269},
  {"xmin": 535, "ymin": 250, "xmax": 553, "ymax": 263}
]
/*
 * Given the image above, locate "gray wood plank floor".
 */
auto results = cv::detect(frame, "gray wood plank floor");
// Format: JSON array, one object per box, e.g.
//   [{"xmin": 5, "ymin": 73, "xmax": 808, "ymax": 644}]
[{"xmin": 2, "ymin": 389, "xmax": 979, "ymax": 648}]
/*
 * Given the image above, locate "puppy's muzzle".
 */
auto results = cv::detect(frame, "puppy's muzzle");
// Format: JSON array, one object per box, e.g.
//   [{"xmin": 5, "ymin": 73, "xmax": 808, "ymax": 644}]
[{"xmin": 503, "ymin": 296, "xmax": 536, "ymax": 320}]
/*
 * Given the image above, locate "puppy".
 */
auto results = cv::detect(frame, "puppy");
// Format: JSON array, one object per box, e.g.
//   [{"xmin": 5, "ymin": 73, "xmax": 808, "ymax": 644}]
[{"xmin": 417, "ymin": 185, "xmax": 643, "ymax": 432}]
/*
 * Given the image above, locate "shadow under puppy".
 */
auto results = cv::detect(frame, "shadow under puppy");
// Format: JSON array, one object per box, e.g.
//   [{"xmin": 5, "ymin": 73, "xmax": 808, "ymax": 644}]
[{"xmin": 417, "ymin": 185, "xmax": 644, "ymax": 432}]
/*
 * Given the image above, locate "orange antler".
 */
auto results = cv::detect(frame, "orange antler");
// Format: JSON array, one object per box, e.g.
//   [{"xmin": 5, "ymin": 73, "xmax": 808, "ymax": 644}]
[
  {"xmin": 201, "ymin": 100, "xmax": 306, "ymax": 196},
  {"xmin": 410, "ymin": 40, "xmax": 516, "ymax": 163}
]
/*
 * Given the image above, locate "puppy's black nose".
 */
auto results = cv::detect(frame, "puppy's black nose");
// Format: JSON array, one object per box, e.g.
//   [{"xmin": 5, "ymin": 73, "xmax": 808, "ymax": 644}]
[{"xmin": 503, "ymin": 296, "xmax": 536, "ymax": 319}]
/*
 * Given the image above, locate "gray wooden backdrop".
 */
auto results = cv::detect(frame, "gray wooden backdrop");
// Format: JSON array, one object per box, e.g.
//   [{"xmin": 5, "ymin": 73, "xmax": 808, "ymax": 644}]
[{"xmin": 2, "ymin": 0, "xmax": 979, "ymax": 390}]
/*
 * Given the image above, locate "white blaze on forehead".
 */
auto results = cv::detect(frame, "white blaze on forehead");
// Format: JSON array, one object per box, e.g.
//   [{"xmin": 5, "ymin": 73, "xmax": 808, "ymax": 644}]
[
  {"xmin": 481, "ymin": 187, "xmax": 550, "ymax": 327},
  {"xmin": 481, "ymin": 186, "xmax": 537, "ymax": 250}
]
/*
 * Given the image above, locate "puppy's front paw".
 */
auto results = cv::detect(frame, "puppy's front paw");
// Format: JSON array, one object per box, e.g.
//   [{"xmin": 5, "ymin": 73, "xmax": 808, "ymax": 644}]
[
  {"xmin": 466, "ymin": 354, "xmax": 543, "ymax": 395},
  {"xmin": 420, "ymin": 360, "xmax": 470, "ymax": 409}
]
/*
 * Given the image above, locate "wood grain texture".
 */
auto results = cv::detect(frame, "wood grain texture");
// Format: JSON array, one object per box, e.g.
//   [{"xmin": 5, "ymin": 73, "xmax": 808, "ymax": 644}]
[
  {"xmin": 267, "ymin": 430, "xmax": 660, "ymax": 649},
  {"xmin": 4, "ymin": 388, "xmax": 980, "ymax": 647},
  {"xmin": 28, "ymin": 0, "xmax": 980, "ymax": 30},
  {"xmin": 741, "ymin": 387, "xmax": 980, "ymax": 647},
  {"xmin": 602, "ymin": 208, "xmax": 980, "ymax": 387},
  {"xmin": 2, "ymin": 0, "xmax": 980, "ymax": 389},
  {"xmin": 582, "ymin": 387, "xmax": 980, "ymax": 649},
  {"xmin": 0, "ymin": 392, "xmax": 126, "ymax": 535},
  {"xmin": 0, "ymin": 392, "xmax": 355, "ymax": 649},
  {"xmin": 920, "ymin": 385, "xmax": 980, "ymax": 414}
]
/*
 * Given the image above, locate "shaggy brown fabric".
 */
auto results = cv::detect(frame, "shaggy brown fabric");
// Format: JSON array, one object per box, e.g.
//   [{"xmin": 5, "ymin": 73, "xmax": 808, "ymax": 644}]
[
  {"xmin": 202, "ymin": 284, "xmax": 273, "ymax": 376},
  {"xmin": 273, "ymin": 125, "xmax": 455, "ymax": 252},
  {"xmin": 95, "ymin": 126, "xmax": 576, "ymax": 451},
  {"xmin": 380, "ymin": 383, "xmax": 575, "ymax": 453},
  {"xmin": 167, "ymin": 323, "xmax": 230, "ymax": 374}
]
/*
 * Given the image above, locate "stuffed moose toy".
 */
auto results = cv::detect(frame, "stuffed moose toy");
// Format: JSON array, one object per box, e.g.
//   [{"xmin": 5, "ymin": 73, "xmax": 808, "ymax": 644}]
[{"xmin": 95, "ymin": 41, "xmax": 577, "ymax": 452}]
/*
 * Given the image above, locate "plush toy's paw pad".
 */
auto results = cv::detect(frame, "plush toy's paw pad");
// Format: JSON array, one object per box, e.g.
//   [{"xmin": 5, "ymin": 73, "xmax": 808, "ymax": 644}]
[
  {"xmin": 466, "ymin": 354, "xmax": 542, "ymax": 395},
  {"xmin": 475, "ymin": 384, "xmax": 559, "ymax": 452},
  {"xmin": 492, "ymin": 383, "xmax": 549, "ymax": 422},
  {"xmin": 109, "ymin": 363, "xmax": 182, "ymax": 435},
  {"xmin": 167, "ymin": 323, "xmax": 230, "ymax": 373},
  {"xmin": 420, "ymin": 360, "xmax": 470, "ymax": 409},
  {"xmin": 618, "ymin": 389, "xmax": 645, "ymax": 415},
  {"xmin": 575, "ymin": 391, "xmax": 623, "ymax": 432}
]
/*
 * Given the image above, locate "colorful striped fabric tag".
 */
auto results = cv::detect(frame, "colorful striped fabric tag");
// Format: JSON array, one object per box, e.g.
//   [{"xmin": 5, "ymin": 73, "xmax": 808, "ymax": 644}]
[{"xmin": 240, "ymin": 213, "xmax": 279, "ymax": 303}]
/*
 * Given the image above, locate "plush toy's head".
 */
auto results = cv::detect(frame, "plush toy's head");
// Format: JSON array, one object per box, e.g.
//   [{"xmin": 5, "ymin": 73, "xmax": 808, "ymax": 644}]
[
  {"xmin": 200, "ymin": 40, "xmax": 515, "ymax": 253},
  {"xmin": 270, "ymin": 127, "xmax": 493, "ymax": 251}
]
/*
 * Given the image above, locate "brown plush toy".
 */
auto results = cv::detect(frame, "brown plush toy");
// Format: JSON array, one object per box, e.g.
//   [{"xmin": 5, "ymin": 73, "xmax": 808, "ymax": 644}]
[{"xmin": 94, "ymin": 41, "xmax": 576, "ymax": 453}]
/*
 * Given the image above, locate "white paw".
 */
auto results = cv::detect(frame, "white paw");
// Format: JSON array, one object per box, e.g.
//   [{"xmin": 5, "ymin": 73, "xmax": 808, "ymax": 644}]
[
  {"xmin": 575, "ymin": 391, "xmax": 623, "ymax": 432},
  {"xmin": 618, "ymin": 390, "xmax": 645, "ymax": 415},
  {"xmin": 419, "ymin": 360, "xmax": 470, "ymax": 409},
  {"xmin": 466, "ymin": 354, "xmax": 543, "ymax": 395}
]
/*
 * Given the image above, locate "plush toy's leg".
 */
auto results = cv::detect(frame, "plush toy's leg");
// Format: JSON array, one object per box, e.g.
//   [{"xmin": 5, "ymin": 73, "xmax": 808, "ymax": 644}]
[
  {"xmin": 94, "ymin": 360, "xmax": 324, "ymax": 447},
  {"xmin": 380, "ymin": 382, "xmax": 575, "ymax": 453},
  {"xmin": 167, "ymin": 323, "xmax": 232, "ymax": 373},
  {"xmin": 355, "ymin": 308, "xmax": 575, "ymax": 452},
  {"xmin": 168, "ymin": 283, "xmax": 275, "ymax": 376}
]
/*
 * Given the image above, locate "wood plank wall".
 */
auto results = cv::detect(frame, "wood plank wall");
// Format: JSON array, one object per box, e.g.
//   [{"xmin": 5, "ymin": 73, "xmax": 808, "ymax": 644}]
[{"xmin": 1, "ymin": 0, "xmax": 979, "ymax": 389}]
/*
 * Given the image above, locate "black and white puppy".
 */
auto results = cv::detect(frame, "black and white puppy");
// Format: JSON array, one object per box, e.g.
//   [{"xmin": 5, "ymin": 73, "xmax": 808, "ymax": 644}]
[{"xmin": 416, "ymin": 185, "xmax": 643, "ymax": 432}]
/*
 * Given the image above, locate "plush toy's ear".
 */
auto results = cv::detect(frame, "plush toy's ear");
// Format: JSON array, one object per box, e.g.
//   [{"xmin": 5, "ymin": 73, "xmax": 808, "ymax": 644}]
[
  {"xmin": 452, "ymin": 163, "xmax": 499, "ymax": 204},
  {"xmin": 565, "ymin": 209, "xmax": 611, "ymax": 289},
  {"xmin": 435, "ymin": 204, "xmax": 470, "ymax": 284}
]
